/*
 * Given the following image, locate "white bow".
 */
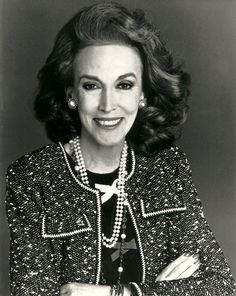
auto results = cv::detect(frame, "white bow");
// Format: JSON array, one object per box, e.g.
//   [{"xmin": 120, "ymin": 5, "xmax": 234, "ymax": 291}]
[{"xmin": 95, "ymin": 179, "xmax": 119, "ymax": 204}]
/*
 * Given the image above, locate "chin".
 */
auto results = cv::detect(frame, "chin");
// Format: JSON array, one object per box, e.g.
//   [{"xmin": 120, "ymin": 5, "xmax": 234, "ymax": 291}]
[{"xmin": 94, "ymin": 134, "xmax": 126, "ymax": 148}]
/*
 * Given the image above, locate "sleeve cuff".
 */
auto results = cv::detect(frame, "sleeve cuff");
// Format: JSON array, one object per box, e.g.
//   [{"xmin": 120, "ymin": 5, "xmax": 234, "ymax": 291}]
[{"xmin": 129, "ymin": 282, "xmax": 142, "ymax": 296}]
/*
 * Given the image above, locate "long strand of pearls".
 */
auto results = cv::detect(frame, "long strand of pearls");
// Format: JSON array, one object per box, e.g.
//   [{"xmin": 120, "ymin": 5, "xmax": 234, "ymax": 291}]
[
  {"xmin": 103, "ymin": 142, "xmax": 128, "ymax": 248},
  {"xmin": 70, "ymin": 137, "xmax": 89, "ymax": 186},
  {"xmin": 69, "ymin": 136, "xmax": 128, "ymax": 248}
]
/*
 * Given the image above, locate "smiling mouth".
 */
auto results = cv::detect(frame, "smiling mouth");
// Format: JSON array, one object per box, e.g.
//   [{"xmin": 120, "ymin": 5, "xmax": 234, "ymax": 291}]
[{"xmin": 94, "ymin": 118, "xmax": 122, "ymax": 129}]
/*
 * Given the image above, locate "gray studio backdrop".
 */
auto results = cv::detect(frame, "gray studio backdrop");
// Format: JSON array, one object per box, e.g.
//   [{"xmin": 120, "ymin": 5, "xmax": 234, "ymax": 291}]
[{"xmin": 0, "ymin": 0, "xmax": 235, "ymax": 295}]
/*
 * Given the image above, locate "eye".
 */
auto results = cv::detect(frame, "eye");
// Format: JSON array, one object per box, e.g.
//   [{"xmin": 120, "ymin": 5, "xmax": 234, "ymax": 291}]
[
  {"xmin": 82, "ymin": 83, "xmax": 100, "ymax": 90},
  {"xmin": 117, "ymin": 81, "xmax": 134, "ymax": 90}
]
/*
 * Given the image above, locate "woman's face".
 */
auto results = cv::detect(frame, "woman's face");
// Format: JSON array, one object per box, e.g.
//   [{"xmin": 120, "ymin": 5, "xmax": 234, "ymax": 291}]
[{"xmin": 68, "ymin": 44, "xmax": 143, "ymax": 148}]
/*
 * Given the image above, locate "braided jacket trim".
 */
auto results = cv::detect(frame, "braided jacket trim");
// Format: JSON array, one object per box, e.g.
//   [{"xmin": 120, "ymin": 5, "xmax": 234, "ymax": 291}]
[{"xmin": 5, "ymin": 143, "xmax": 236, "ymax": 296}]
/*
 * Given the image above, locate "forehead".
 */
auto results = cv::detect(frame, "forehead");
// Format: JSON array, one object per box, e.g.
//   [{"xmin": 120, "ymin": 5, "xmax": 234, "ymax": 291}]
[{"xmin": 73, "ymin": 44, "xmax": 143, "ymax": 79}]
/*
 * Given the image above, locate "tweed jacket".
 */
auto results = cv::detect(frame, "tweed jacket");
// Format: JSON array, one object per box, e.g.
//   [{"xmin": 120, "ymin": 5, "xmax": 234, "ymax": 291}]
[{"xmin": 6, "ymin": 143, "xmax": 235, "ymax": 296}]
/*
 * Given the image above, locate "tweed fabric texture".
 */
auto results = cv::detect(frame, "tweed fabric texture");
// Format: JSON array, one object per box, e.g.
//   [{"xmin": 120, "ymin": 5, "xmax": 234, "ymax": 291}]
[{"xmin": 6, "ymin": 143, "xmax": 235, "ymax": 295}]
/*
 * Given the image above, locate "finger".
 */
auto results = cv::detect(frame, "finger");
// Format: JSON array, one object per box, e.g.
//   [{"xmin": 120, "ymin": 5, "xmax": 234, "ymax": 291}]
[
  {"xmin": 60, "ymin": 284, "xmax": 70, "ymax": 294},
  {"xmin": 192, "ymin": 269, "xmax": 200, "ymax": 277},
  {"xmin": 176, "ymin": 260, "xmax": 200, "ymax": 279},
  {"xmin": 155, "ymin": 254, "xmax": 195, "ymax": 281},
  {"xmin": 165, "ymin": 257, "xmax": 199, "ymax": 280},
  {"xmin": 156, "ymin": 255, "xmax": 199, "ymax": 282},
  {"xmin": 156, "ymin": 254, "xmax": 190, "ymax": 280}
]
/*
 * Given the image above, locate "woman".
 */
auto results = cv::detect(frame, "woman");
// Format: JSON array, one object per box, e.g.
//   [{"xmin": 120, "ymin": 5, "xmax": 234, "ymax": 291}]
[{"xmin": 6, "ymin": 2, "xmax": 235, "ymax": 296}]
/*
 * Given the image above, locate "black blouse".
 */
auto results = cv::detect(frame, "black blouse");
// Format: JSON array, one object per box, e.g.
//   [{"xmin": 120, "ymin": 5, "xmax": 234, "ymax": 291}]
[{"xmin": 67, "ymin": 154, "xmax": 142, "ymax": 284}]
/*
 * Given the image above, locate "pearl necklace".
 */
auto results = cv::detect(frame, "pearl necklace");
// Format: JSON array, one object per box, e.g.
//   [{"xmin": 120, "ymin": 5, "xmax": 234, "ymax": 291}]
[{"xmin": 69, "ymin": 136, "xmax": 128, "ymax": 248}]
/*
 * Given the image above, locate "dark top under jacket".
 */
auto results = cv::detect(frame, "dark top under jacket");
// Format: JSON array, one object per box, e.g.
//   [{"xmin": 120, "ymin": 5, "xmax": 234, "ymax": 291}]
[
  {"xmin": 5, "ymin": 143, "xmax": 236, "ymax": 296},
  {"xmin": 68, "ymin": 154, "xmax": 142, "ymax": 284}
]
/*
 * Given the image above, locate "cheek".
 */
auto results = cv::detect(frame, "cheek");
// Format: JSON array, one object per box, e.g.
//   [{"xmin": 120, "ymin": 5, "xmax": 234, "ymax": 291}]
[
  {"xmin": 77, "ymin": 93, "xmax": 98, "ymax": 115},
  {"xmin": 77, "ymin": 99, "xmax": 95, "ymax": 126},
  {"xmin": 123, "ymin": 96, "xmax": 140, "ymax": 114}
]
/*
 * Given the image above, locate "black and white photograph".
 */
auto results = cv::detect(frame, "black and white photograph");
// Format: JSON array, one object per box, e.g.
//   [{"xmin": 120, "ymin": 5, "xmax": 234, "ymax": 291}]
[{"xmin": 0, "ymin": 1, "xmax": 235, "ymax": 295}]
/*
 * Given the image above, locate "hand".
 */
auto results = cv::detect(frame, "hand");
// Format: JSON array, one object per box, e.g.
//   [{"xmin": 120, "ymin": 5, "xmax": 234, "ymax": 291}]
[
  {"xmin": 155, "ymin": 253, "xmax": 200, "ymax": 281},
  {"xmin": 60, "ymin": 283, "xmax": 110, "ymax": 296}
]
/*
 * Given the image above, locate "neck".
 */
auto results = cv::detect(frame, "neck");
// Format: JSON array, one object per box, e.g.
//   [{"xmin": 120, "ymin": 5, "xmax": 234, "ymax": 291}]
[
  {"xmin": 81, "ymin": 136, "xmax": 125, "ymax": 174},
  {"xmin": 65, "ymin": 136, "xmax": 126, "ymax": 174}
]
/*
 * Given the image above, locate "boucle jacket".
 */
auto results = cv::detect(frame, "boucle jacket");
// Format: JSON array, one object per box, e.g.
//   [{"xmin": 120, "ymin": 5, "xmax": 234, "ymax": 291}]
[{"xmin": 6, "ymin": 143, "xmax": 235, "ymax": 296}]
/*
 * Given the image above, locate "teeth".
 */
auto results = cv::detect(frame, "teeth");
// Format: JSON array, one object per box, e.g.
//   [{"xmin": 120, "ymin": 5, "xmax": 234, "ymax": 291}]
[{"xmin": 96, "ymin": 119, "xmax": 121, "ymax": 126}]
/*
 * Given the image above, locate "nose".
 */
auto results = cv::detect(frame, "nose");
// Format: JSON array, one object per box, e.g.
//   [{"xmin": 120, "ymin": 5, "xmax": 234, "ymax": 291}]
[{"xmin": 98, "ymin": 88, "xmax": 117, "ymax": 112}]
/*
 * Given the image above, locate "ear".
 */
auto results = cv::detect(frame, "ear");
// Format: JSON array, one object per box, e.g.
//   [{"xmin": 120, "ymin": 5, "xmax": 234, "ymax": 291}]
[
  {"xmin": 140, "ymin": 92, "xmax": 147, "ymax": 104},
  {"xmin": 65, "ymin": 86, "xmax": 75, "ymax": 102}
]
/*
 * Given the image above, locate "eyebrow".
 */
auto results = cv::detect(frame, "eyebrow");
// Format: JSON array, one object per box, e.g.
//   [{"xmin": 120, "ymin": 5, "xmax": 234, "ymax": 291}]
[{"xmin": 79, "ymin": 72, "xmax": 137, "ymax": 83}]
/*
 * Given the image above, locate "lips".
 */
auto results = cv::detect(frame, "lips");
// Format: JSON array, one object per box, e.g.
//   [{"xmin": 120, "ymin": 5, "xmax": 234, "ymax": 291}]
[{"xmin": 94, "ymin": 117, "xmax": 122, "ymax": 128}]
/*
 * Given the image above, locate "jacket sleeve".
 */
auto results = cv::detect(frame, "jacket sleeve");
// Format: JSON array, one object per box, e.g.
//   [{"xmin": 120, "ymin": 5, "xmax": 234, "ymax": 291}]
[
  {"xmin": 6, "ymin": 163, "xmax": 61, "ymax": 296},
  {"xmin": 131, "ymin": 148, "xmax": 235, "ymax": 296}
]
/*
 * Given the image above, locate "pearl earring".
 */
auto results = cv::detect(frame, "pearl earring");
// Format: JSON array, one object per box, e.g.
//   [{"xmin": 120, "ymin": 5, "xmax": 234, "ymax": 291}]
[
  {"xmin": 68, "ymin": 99, "xmax": 77, "ymax": 109},
  {"xmin": 139, "ymin": 99, "xmax": 146, "ymax": 108}
]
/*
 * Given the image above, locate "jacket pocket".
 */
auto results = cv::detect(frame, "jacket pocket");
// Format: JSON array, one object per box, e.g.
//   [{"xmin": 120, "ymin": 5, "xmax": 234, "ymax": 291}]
[
  {"xmin": 140, "ymin": 194, "xmax": 186, "ymax": 218},
  {"xmin": 42, "ymin": 212, "xmax": 92, "ymax": 238}
]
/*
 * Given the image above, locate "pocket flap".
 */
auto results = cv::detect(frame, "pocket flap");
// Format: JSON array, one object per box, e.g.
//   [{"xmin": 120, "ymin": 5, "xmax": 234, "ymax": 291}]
[
  {"xmin": 42, "ymin": 212, "xmax": 92, "ymax": 238},
  {"xmin": 140, "ymin": 193, "xmax": 186, "ymax": 218}
]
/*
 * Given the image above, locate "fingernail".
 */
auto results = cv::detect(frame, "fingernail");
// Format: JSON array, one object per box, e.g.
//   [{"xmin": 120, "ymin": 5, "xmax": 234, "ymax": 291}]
[{"xmin": 192, "ymin": 254, "xmax": 199, "ymax": 259}]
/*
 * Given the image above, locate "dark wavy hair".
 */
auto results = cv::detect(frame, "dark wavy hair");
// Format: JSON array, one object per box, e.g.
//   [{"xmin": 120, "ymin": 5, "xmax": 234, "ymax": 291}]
[{"xmin": 34, "ymin": 2, "xmax": 190, "ymax": 155}]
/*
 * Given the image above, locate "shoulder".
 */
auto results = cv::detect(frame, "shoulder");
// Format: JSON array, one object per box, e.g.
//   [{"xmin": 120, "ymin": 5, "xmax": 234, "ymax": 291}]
[
  {"xmin": 134, "ymin": 145, "xmax": 193, "ymax": 184},
  {"xmin": 6, "ymin": 143, "xmax": 62, "ymax": 181},
  {"xmin": 135, "ymin": 145, "xmax": 190, "ymax": 169}
]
